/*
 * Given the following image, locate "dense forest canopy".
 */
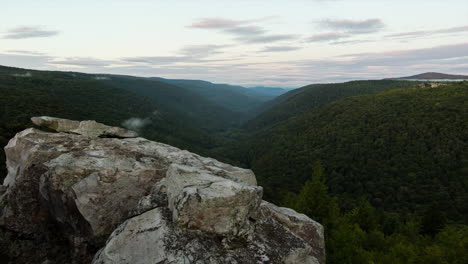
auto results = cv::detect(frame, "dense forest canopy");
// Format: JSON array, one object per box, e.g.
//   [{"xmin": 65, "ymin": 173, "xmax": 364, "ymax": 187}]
[
  {"xmin": 240, "ymin": 82, "xmax": 468, "ymax": 263},
  {"xmin": 247, "ymin": 83, "xmax": 467, "ymax": 220},
  {"xmin": 246, "ymin": 80, "xmax": 418, "ymax": 130}
]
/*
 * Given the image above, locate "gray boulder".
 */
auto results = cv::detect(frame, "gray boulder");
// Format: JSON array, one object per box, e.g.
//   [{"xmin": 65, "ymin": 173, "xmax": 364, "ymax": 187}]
[
  {"xmin": 166, "ymin": 164, "xmax": 262, "ymax": 236},
  {"xmin": 93, "ymin": 207, "xmax": 321, "ymax": 264},
  {"xmin": 257, "ymin": 201, "xmax": 326, "ymax": 264}
]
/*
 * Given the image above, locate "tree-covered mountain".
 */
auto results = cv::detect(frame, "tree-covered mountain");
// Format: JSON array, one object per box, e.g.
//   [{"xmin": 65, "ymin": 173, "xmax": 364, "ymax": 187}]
[
  {"xmin": 387, "ymin": 72, "xmax": 468, "ymax": 80},
  {"xmin": 102, "ymin": 76, "xmax": 245, "ymax": 130},
  {"xmin": 150, "ymin": 77, "xmax": 275, "ymax": 113},
  {"xmin": 0, "ymin": 65, "xmax": 245, "ymax": 181},
  {"xmin": 246, "ymin": 80, "xmax": 417, "ymax": 130},
  {"xmin": 243, "ymin": 83, "xmax": 467, "ymax": 222},
  {"xmin": 231, "ymin": 81, "xmax": 468, "ymax": 263}
]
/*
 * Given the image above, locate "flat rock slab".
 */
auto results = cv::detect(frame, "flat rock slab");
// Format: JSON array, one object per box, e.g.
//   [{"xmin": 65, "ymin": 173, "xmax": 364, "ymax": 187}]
[{"xmin": 31, "ymin": 116, "xmax": 138, "ymax": 138}]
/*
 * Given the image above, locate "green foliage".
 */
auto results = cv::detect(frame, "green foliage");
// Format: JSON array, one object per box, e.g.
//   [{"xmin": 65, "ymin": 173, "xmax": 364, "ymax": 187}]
[
  {"xmin": 247, "ymin": 80, "xmax": 417, "ymax": 130},
  {"xmin": 248, "ymin": 83, "xmax": 468, "ymax": 221},
  {"xmin": 420, "ymin": 204, "xmax": 447, "ymax": 237},
  {"xmin": 292, "ymin": 161, "xmax": 340, "ymax": 227},
  {"xmin": 237, "ymin": 81, "xmax": 468, "ymax": 263},
  {"xmin": 285, "ymin": 166, "xmax": 468, "ymax": 264},
  {"xmin": 151, "ymin": 78, "xmax": 272, "ymax": 113}
]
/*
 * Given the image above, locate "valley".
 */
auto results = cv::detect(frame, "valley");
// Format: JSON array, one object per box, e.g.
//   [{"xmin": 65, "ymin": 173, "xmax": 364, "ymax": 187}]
[{"xmin": 0, "ymin": 65, "xmax": 467, "ymax": 263}]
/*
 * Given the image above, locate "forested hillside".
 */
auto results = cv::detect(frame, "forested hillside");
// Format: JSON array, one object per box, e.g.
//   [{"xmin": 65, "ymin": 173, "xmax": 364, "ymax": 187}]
[
  {"xmin": 237, "ymin": 82, "xmax": 468, "ymax": 263},
  {"xmin": 246, "ymin": 80, "xmax": 417, "ymax": 130},
  {"xmin": 247, "ymin": 83, "xmax": 467, "ymax": 219},
  {"xmin": 151, "ymin": 77, "xmax": 272, "ymax": 113},
  {"xmin": 103, "ymin": 76, "xmax": 245, "ymax": 130},
  {"xmin": 389, "ymin": 72, "xmax": 468, "ymax": 80}
]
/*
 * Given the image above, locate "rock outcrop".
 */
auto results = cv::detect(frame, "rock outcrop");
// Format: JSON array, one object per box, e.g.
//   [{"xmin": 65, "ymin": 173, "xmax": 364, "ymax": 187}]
[
  {"xmin": 0, "ymin": 117, "xmax": 325, "ymax": 264},
  {"xmin": 31, "ymin": 116, "xmax": 138, "ymax": 138}
]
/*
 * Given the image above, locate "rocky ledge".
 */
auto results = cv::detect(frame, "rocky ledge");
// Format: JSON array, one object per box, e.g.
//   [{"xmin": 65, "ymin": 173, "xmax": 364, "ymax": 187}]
[{"xmin": 0, "ymin": 117, "xmax": 325, "ymax": 264}]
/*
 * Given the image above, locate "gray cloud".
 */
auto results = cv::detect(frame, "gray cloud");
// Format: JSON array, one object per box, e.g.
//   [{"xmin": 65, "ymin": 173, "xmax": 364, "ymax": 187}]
[
  {"xmin": 179, "ymin": 44, "xmax": 229, "ymax": 58},
  {"xmin": 224, "ymin": 26, "xmax": 267, "ymax": 36},
  {"xmin": 387, "ymin": 25, "xmax": 468, "ymax": 39},
  {"xmin": 319, "ymin": 18, "xmax": 384, "ymax": 34},
  {"xmin": 305, "ymin": 32, "xmax": 349, "ymax": 42},
  {"xmin": 239, "ymin": 34, "xmax": 297, "ymax": 44},
  {"xmin": 260, "ymin": 46, "xmax": 301, "ymax": 52},
  {"xmin": 330, "ymin": 39, "xmax": 374, "ymax": 45},
  {"xmin": 343, "ymin": 42, "xmax": 468, "ymax": 66},
  {"xmin": 3, "ymin": 26, "xmax": 59, "ymax": 39},
  {"xmin": 121, "ymin": 56, "xmax": 238, "ymax": 65},
  {"xmin": 121, "ymin": 56, "xmax": 190, "ymax": 65},
  {"xmin": 122, "ymin": 45, "xmax": 232, "ymax": 65},
  {"xmin": 0, "ymin": 53, "xmax": 52, "ymax": 69},
  {"xmin": 188, "ymin": 17, "xmax": 297, "ymax": 44}
]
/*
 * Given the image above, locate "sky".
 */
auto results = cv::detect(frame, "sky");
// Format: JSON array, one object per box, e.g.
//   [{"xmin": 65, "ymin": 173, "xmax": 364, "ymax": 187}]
[{"xmin": 1, "ymin": 0, "xmax": 468, "ymax": 87}]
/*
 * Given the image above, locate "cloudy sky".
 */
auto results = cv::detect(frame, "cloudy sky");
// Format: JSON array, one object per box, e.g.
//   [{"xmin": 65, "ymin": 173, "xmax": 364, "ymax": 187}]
[{"xmin": 1, "ymin": 0, "xmax": 468, "ymax": 87}]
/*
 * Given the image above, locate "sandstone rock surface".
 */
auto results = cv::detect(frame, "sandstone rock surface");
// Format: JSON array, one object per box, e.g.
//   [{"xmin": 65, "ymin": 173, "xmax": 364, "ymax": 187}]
[
  {"xmin": 31, "ymin": 116, "xmax": 138, "ymax": 138},
  {"xmin": 166, "ymin": 164, "xmax": 262, "ymax": 236},
  {"xmin": 0, "ymin": 117, "xmax": 324, "ymax": 264},
  {"xmin": 93, "ymin": 207, "xmax": 321, "ymax": 264},
  {"xmin": 257, "ymin": 201, "xmax": 326, "ymax": 264}
]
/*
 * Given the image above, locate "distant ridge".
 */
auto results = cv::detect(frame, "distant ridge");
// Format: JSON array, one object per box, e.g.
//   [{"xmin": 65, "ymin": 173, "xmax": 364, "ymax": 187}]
[{"xmin": 386, "ymin": 72, "xmax": 468, "ymax": 80}]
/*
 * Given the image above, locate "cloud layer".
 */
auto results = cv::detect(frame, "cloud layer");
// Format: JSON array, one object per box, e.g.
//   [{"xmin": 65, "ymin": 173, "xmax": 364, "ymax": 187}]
[{"xmin": 1, "ymin": 42, "xmax": 467, "ymax": 87}]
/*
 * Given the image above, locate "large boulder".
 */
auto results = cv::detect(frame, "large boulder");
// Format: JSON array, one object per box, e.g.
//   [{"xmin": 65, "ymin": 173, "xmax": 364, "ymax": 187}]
[
  {"xmin": 93, "ymin": 207, "xmax": 321, "ymax": 264},
  {"xmin": 0, "ymin": 117, "xmax": 324, "ymax": 263},
  {"xmin": 166, "ymin": 164, "xmax": 262, "ymax": 236},
  {"xmin": 257, "ymin": 201, "xmax": 326, "ymax": 264}
]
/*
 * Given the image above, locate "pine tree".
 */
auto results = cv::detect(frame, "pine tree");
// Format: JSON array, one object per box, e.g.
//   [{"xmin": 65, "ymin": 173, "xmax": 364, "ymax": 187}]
[{"xmin": 294, "ymin": 161, "xmax": 339, "ymax": 228}]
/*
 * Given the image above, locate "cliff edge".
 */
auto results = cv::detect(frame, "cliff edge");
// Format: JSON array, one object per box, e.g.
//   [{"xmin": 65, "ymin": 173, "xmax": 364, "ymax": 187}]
[{"xmin": 0, "ymin": 117, "xmax": 325, "ymax": 264}]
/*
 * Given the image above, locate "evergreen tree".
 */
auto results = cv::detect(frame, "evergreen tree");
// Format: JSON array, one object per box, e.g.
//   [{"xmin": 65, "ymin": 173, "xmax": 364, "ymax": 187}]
[{"xmin": 294, "ymin": 161, "xmax": 339, "ymax": 227}]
